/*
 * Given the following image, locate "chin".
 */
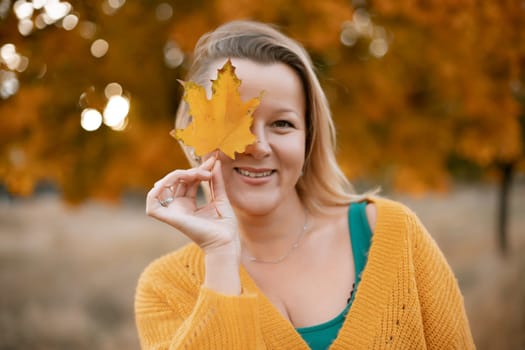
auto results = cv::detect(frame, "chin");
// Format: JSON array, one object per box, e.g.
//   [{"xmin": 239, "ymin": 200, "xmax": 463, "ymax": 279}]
[{"xmin": 230, "ymin": 193, "xmax": 281, "ymax": 216}]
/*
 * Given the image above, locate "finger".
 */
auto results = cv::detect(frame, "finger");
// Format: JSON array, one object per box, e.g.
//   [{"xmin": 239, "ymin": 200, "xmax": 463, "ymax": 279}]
[
  {"xmin": 211, "ymin": 159, "xmax": 228, "ymax": 201},
  {"xmin": 186, "ymin": 180, "xmax": 201, "ymax": 199},
  {"xmin": 199, "ymin": 156, "xmax": 216, "ymax": 171},
  {"xmin": 154, "ymin": 166, "xmax": 209, "ymax": 187},
  {"xmin": 173, "ymin": 181, "xmax": 187, "ymax": 197},
  {"xmin": 159, "ymin": 186, "xmax": 174, "ymax": 200},
  {"xmin": 153, "ymin": 168, "xmax": 211, "ymax": 194},
  {"xmin": 146, "ymin": 186, "xmax": 168, "ymax": 214},
  {"xmin": 147, "ymin": 182, "xmax": 176, "ymax": 209}
]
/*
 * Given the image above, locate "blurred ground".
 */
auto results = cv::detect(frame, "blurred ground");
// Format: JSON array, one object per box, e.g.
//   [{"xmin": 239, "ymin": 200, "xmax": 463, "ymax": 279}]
[{"xmin": 0, "ymin": 181, "xmax": 524, "ymax": 350}]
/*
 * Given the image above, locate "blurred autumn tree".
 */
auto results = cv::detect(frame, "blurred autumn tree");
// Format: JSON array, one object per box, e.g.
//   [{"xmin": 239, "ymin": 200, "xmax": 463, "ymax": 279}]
[
  {"xmin": 1, "ymin": 0, "xmax": 524, "ymax": 250},
  {"xmin": 345, "ymin": 0, "xmax": 525, "ymax": 253}
]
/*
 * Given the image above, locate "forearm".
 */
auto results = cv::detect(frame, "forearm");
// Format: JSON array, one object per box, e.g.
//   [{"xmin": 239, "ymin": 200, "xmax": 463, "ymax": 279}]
[{"xmin": 136, "ymin": 275, "xmax": 260, "ymax": 350}]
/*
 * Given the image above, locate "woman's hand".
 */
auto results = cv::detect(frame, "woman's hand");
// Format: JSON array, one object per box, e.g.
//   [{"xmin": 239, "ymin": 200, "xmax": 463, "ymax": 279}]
[{"xmin": 146, "ymin": 156, "xmax": 239, "ymax": 256}]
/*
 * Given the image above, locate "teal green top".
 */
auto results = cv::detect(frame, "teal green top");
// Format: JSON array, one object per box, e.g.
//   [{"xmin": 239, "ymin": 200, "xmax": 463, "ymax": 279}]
[{"xmin": 296, "ymin": 202, "xmax": 373, "ymax": 350}]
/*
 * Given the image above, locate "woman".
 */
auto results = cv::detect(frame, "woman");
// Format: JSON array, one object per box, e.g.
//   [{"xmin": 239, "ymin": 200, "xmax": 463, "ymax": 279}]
[{"xmin": 135, "ymin": 20, "xmax": 474, "ymax": 349}]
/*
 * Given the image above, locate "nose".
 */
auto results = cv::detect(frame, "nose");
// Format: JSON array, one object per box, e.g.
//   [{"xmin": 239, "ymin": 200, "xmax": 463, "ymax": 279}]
[{"xmin": 243, "ymin": 126, "xmax": 271, "ymax": 159}]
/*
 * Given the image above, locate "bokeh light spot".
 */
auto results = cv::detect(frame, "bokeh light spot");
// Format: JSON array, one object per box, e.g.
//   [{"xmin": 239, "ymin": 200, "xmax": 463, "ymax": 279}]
[
  {"xmin": 353, "ymin": 8, "xmax": 371, "ymax": 33},
  {"xmin": 340, "ymin": 10, "xmax": 388, "ymax": 59},
  {"xmin": 81, "ymin": 108, "xmax": 103, "ymax": 131},
  {"xmin": 32, "ymin": 0, "xmax": 46, "ymax": 10},
  {"xmin": 43, "ymin": 13, "xmax": 56, "ymax": 25},
  {"xmin": 44, "ymin": 0, "xmax": 72, "ymax": 21},
  {"xmin": 14, "ymin": 0, "xmax": 34, "ymax": 19},
  {"xmin": 0, "ymin": 44, "xmax": 28, "ymax": 71},
  {"xmin": 79, "ymin": 21, "xmax": 97, "ymax": 39},
  {"xmin": 108, "ymin": 0, "xmax": 125, "ymax": 9},
  {"xmin": 103, "ymin": 95, "xmax": 130, "ymax": 130},
  {"xmin": 340, "ymin": 24, "xmax": 358, "ymax": 46},
  {"xmin": 104, "ymin": 82, "xmax": 123, "ymax": 98},
  {"xmin": 369, "ymin": 38, "xmax": 388, "ymax": 58},
  {"xmin": 35, "ymin": 13, "xmax": 48, "ymax": 29},
  {"xmin": 164, "ymin": 41, "xmax": 184, "ymax": 68},
  {"xmin": 156, "ymin": 3, "xmax": 173, "ymax": 21},
  {"xmin": 62, "ymin": 14, "xmax": 78, "ymax": 30},
  {"xmin": 101, "ymin": 1, "xmax": 115, "ymax": 15},
  {"xmin": 90, "ymin": 39, "xmax": 109, "ymax": 58},
  {"xmin": 0, "ymin": 44, "xmax": 16, "ymax": 62},
  {"xmin": 18, "ymin": 18, "xmax": 34, "ymax": 36},
  {"xmin": 5, "ymin": 53, "xmax": 21, "ymax": 70},
  {"xmin": 110, "ymin": 116, "xmax": 128, "ymax": 131},
  {"xmin": 0, "ymin": 70, "xmax": 20, "ymax": 99},
  {"xmin": 16, "ymin": 56, "xmax": 29, "ymax": 72}
]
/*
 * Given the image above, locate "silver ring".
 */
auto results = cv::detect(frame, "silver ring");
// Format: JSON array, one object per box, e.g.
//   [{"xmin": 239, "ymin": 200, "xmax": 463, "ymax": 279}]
[{"xmin": 159, "ymin": 197, "xmax": 174, "ymax": 207}]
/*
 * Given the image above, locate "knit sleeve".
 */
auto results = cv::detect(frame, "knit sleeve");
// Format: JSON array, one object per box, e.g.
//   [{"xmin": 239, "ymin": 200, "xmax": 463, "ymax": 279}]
[
  {"xmin": 408, "ymin": 212, "xmax": 475, "ymax": 349},
  {"xmin": 134, "ymin": 259, "xmax": 264, "ymax": 350}
]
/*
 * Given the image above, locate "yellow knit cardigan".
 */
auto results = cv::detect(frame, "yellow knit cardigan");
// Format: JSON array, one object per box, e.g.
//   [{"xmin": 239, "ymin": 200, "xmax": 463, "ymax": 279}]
[{"xmin": 135, "ymin": 197, "xmax": 475, "ymax": 349}]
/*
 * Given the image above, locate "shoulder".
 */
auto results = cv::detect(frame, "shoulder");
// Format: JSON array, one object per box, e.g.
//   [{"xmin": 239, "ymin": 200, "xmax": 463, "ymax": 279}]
[
  {"xmin": 367, "ymin": 196, "xmax": 416, "ymax": 218},
  {"xmin": 354, "ymin": 197, "xmax": 406, "ymax": 233},
  {"xmin": 347, "ymin": 197, "xmax": 416, "ymax": 234},
  {"xmin": 365, "ymin": 197, "xmax": 439, "ymax": 256},
  {"xmin": 362, "ymin": 196, "xmax": 423, "ymax": 235}
]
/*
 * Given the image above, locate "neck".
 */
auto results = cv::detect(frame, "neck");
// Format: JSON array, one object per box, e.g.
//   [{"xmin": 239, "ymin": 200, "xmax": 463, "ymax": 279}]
[{"xmin": 235, "ymin": 195, "xmax": 308, "ymax": 262}]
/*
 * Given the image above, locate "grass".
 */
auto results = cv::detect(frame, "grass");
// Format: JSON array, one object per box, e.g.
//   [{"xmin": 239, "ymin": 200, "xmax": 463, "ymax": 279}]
[{"xmin": 0, "ymin": 181, "xmax": 524, "ymax": 349}]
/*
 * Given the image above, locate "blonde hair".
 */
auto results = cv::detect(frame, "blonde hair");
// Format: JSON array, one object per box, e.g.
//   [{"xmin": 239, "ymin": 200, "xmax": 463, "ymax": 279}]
[{"xmin": 175, "ymin": 20, "xmax": 367, "ymax": 214}]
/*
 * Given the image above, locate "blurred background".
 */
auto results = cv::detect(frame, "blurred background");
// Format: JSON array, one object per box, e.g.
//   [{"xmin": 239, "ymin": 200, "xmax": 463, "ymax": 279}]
[{"xmin": 0, "ymin": 0, "xmax": 524, "ymax": 349}]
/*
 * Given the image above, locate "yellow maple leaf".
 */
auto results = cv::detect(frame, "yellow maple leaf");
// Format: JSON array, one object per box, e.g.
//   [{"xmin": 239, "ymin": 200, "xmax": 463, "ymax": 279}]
[{"xmin": 172, "ymin": 59, "xmax": 262, "ymax": 159}]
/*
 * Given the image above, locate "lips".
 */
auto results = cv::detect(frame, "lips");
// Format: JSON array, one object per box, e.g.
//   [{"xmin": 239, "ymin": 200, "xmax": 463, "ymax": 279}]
[{"xmin": 234, "ymin": 167, "xmax": 275, "ymax": 178}]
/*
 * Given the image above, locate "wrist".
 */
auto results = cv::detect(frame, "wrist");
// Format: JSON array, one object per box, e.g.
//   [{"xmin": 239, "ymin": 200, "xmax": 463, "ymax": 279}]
[
  {"xmin": 204, "ymin": 248, "xmax": 242, "ymax": 295},
  {"xmin": 204, "ymin": 244, "xmax": 241, "ymax": 267},
  {"xmin": 201, "ymin": 237, "xmax": 240, "ymax": 257}
]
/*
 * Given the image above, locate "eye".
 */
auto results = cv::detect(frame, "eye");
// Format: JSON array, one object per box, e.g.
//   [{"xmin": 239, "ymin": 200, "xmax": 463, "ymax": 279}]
[{"xmin": 271, "ymin": 120, "xmax": 295, "ymax": 128}]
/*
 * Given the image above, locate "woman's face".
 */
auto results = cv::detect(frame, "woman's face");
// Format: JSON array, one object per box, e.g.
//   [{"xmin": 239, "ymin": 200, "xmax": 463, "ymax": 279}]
[{"xmin": 206, "ymin": 58, "xmax": 307, "ymax": 216}]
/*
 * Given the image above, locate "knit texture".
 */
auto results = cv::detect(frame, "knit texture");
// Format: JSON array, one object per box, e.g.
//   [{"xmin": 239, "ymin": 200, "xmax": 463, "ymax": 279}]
[{"xmin": 135, "ymin": 197, "xmax": 475, "ymax": 349}]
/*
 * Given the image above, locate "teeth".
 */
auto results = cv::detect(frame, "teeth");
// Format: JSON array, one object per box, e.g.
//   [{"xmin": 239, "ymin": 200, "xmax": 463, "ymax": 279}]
[{"xmin": 237, "ymin": 168, "xmax": 273, "ymax": 178}]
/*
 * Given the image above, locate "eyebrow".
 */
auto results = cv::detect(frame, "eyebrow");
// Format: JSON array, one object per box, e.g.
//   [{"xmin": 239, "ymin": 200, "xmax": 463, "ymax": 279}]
[{"xmin": 272, "ymin": 108, "xmax": 301, "ymax": 116}]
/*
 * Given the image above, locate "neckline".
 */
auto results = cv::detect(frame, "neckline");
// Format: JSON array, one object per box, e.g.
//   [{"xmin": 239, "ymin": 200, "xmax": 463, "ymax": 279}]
[
  {"xmin": 296, "ymin": 302, "xmax": 351, "ymax": 333},
  {"xmin": 296, "ymin": 201, "xmax": 368, "ymax": 333},
  {"xmin": 237, "ymin": 197, "xmax": 407, "ymax": 349}
]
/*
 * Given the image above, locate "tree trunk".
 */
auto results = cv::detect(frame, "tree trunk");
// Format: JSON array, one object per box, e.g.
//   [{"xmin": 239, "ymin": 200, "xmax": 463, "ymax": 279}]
[{"xmin": 497, "ymin": 162, "xmax": 514, "ymax": 255}]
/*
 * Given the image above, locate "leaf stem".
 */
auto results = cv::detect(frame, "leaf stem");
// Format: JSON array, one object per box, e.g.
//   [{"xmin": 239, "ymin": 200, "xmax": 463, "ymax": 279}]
[{"xmin": 210, "ymin": 149, "xmax": 222, "ymax": 218}]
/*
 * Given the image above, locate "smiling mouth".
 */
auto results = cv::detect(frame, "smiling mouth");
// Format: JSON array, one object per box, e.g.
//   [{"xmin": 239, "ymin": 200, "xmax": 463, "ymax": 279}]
[{"xmin": 234, "ymin": 168, "xmax": 275, "ymax": 178}]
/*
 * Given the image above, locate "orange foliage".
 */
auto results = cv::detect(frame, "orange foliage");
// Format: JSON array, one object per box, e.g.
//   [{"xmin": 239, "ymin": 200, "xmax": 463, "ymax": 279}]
[{"xmin": 0, "ymin": 0, "xmax": 523, "ymax": 200}]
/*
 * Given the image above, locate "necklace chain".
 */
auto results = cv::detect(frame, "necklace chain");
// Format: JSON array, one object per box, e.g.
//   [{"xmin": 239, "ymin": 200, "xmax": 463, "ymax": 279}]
[{"xmin": 243, "ymin": 212, "xmax": 308, "ymax": 264}]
